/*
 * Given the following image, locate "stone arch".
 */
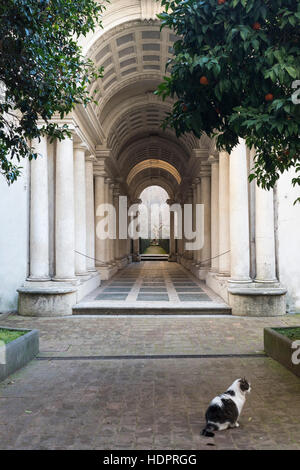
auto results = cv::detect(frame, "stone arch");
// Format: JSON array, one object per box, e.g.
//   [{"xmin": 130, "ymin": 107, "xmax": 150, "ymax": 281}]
[{"xmin": 132, "ymin": 177, "xmax": 175, "ymax": 201}]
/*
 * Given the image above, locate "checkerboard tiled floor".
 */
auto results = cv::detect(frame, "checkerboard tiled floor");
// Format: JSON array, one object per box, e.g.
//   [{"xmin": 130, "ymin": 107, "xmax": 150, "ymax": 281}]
[{"xmin": 87, "ymin": 262, "xmax": 221, "ymax": 304}]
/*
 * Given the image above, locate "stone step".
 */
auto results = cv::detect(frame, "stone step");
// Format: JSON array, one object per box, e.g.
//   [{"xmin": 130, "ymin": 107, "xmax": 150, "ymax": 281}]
[
  {"xmin": 140, "ymin": 254, "xmax": 169, "ymax": 261},
  {"xmin": 72, "ymin": 303, "xmax": 232, "ymax": 316}
]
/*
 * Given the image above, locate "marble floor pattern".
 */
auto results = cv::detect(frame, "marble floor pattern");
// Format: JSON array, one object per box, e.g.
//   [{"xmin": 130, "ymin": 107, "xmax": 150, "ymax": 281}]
[{"xmin": 79, "ymin": 262, "xmax": 226, "ymax": 310}]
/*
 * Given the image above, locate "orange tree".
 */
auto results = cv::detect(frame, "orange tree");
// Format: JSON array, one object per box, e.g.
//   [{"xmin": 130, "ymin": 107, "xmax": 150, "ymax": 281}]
[
  {"xmin": 156, "ymin": 0, "xmax": 300, "ymax": 199},
  {"xmin": 0, "ymin": 0, "xmax": 107, "ymax": 183}
]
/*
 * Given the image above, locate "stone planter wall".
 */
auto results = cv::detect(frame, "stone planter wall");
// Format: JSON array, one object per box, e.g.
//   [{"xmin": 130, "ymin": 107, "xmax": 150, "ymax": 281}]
[
  {"xmin": 0, "ymin": 327, "xmax": 39, "ymax": 382},
  {"xmin": 264, "ymin": 327, "xmax": 300, "ymax": 377}
]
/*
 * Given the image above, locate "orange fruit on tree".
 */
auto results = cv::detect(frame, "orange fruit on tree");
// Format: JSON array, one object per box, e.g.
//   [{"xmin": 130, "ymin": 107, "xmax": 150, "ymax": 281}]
[
  {"xmin": 265, "ymin": 93, "xmax": 274, "ymax": 102},
  {"xmin": 181, "ymin": 104, "xmax": 188, "ymax": 112},
  {"xmin": 200, "ymin": 76, "xmax": 209, "ymax": 85},
  {"xmin": 252, "ymin": 22, "xmax": 261, "ymax": 30},
  {"xmin": 218, "ymin": 0, "xmax": 226, "ymax": 4}
]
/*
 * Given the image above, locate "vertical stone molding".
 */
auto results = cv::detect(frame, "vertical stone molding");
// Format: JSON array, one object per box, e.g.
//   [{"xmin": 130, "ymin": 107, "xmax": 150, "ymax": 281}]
[
  {"xmin": 85, "ymin": 157, "xmax": 96, "ymax": 271},
  {"xmin": 255, "ymin": 185, "xmax": 277, "ymax": 284},
  {"xmin": 29, "ymin": 136, "xmax": 50, "ymax": 280},
  {"xmin": 200, "ymin": 173, "xmax": 211, "ymax": 267},
  {"xmin": 54, "ymin": 136, "xmax": 76, "ymax": 281},
  {"xmin": 74, "ymin": 144, "xmax": 87, "ymax": 275},
  {"xmin": 209, "ymin": 156, "xmax": 219, "ymax": 272},
  {"xmin": 218, "ymin": 151, "xmax": 230, "ymax": 275},
  {"xmin": 228, "ymin": 139, "xmax": 251, "ymax": 284}
]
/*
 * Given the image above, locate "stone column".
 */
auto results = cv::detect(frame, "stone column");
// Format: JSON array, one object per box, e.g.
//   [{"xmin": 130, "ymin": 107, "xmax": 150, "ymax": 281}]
[
  {"xmin": 194, "ymin": 179, "xmax": 202, "ymax": 265},
  {"xmin": 255, "ymin": 185, "xmax": 277, "ymax": 284},
  {"xmin": 200, "ymin": 173, "xmax": 211, "ymax": 268},
  {"xmin": 229, "ymin": 139, "xmax": 251, "ymax": 284},
  {"xmin": 113, "ymin": 184, "xmax": 121, "ymax": 262},
  {"xmin": 131, "ymin": 199, "xmax": 141, "ymax": 262},
  {"xmin": 209, "ymin": 156, "xmax": 219, "ymax": 272},
  {"xmin": 180, "ymin": 196, "xmax": 186, "ymax": 258},
  {"xmin": 94, "ymin": 174, "xmax": 109, "ymax": 266},
  {"xmin": 74, "ymin": 144, "xmax": 87, "ymax": 275},
  {"xmin": 167, "ymin": 199, "xmax": 176, "ymax": 261},
  {"xmin": 192, "ymin": 183, "xmax": 198, "ymax": 264},
  {"xmin": 127, "ymin": 197, "xmax": 132, "ymax": 260},
  {"xmin": 185, "ymin": 188, "xmax": 193, "ymax": 260},
  {"xmin": 29, "ymin": 136, "xmax": 50, "ymax": 280},
  {"xmin": 105, "ymin": 179, "xmax": 115, "ymax": 265},
  {"xmin": 85, "ymin": 157, "xmax": 96, "ymax": 271},
  {"xmin": 218, "ymin": 151, "xmax": 230, "ymax": 275},
  {"xmin": 55, "ymin": 136, "xmax": 76, "ymax": 280}
]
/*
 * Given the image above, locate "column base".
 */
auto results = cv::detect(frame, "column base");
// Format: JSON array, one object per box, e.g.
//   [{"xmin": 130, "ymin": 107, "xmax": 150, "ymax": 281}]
[
  {"xmin": 52, "ymin": 276, "xmax": 79, "ymax": 284},
  {"xmin": 87, "ymin": 267, "xmax": 98, "ymax": 273},
  {"xmin": 168, "ymin": 254, "xmax": 177, "ymax": 262},
  {"xmin": 96, "ymin": 264, "xmax": 118, "ymax": 280},
  {"xmin": 18, "ymin": 273, "xmax": 101, "ymax": 317},
  {"xmin": 206, "ymin": 271, "xmax": 230, "ymax": 303},
  {"xmin": 18, "ymin": 283, "xmax": 77, "ymax": 317},
  {"xmin": 254, "ymin": 279, "xmax": 281, "ymax": 288},
  {"xmin": 228, "ymin": 287, "xmax": 287, "ymax": 317},
  {"xmin": 116, "ymin": 257, "xmax": 129, "ymax": 268},
  {"xmin": 189, "ymin": 263, "xmax": 209, "ymax": 280},
  {"xmin": 132, "ymin": 254, "xmax": 141, "ymax": 262},
  {"xmin": 27, "ymin": 276, "xmax": 51, "ymax": 282},
  {"xmin": 228, "ymin": 278, "xmax": 252, "ymax": 287}
]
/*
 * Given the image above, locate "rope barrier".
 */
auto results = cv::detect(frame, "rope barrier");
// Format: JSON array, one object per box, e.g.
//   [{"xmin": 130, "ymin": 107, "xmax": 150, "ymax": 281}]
[
  {"xmin": 75, "ymin": 248, "xmax": 231, "ymax": 267},
  {"xmin": 198, "ymin": 250, "xmax": 231, "ymax": 266},
  {"xmin": 74, "ymin": 250, "xmax": 107, "ymax": 267}
]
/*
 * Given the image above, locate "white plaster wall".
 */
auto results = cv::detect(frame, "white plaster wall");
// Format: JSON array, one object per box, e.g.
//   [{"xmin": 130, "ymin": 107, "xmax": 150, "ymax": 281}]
[
  {"xmin": 276, "ymin": 168, "xmax": 300, "ymax": 313},
  {"xmin": 0, "ymin": 160, "xmax": 29, "ymax": 312}
]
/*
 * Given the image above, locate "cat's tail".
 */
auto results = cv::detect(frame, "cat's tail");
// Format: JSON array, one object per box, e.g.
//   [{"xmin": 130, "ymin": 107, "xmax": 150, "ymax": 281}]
[{"xmin": 201, "ymin": 423, "xmax": 218, "ymax": 438}]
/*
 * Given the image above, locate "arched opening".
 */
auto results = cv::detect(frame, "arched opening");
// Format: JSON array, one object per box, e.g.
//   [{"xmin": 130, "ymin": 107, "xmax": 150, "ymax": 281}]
[{"xmin": 139, "ymin": 185, "xmax": 170, "ymax": 258}]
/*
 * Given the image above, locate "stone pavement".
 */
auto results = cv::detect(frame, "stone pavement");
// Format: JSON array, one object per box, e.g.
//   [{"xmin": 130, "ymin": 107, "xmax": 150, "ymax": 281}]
[{"xmin": 0, "ymin": 312, "xmax": 300, "ymax": 449}]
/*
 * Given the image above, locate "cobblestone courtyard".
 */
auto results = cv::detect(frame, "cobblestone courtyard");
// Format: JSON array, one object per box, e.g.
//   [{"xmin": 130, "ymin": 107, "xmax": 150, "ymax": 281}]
[{"xmin": 0, "ymin": 312, "xmax": 300, "ymax": 449}]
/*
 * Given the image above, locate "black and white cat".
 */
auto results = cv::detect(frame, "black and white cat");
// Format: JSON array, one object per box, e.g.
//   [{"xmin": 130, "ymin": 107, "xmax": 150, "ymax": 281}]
[{"xmin": 201, "ymin": 378, "xmax": 251, "ymax": 437}]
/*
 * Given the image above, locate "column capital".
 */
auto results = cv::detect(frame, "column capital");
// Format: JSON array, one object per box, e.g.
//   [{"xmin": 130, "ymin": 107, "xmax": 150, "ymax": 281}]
[
  {"xmin": 85, "ymin": 153, "xmax": 96, "ymax": 162},
  {"xmin": 191, "ymin": 149, "xmax": 208, "ymax": 159},
  {"xmin": 73, "ymin": 141, "xmax": 88, "ymax": 151},
  {"xmin": 199, "ymin": 169, "xmax": 211, "ymax": 178},
  {"xmin": 94, "ymin": 159, "xmax": 107, "ymax": 177},
  {"xmin": 113, "ymin": 182, "xmax": 120, "ymax": 197},
  {"xmin": 95, "ymin": 148, "xmax": 111, "ymax": 159},
  {"xmin": 208, "ymin": 154, "xmax": 219, "ymax": 164},
  {"xmin": 166, "ymin": 198, "xmax": 176, "ymax": 206},
  {"xmin": 105, "ymin": 177, "xmax": 113, "ymax": 186}
]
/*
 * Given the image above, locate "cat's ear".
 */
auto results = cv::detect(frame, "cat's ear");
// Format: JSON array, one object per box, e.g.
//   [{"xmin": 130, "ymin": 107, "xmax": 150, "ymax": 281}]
[{"xmin": 239, "ymin": 378, "xmax": 250, "ymax": 392}]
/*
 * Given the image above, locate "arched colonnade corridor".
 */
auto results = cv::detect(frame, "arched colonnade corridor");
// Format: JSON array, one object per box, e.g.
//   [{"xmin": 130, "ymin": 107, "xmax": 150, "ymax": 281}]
[{"xmin": 18, "ymin": 2, "xmax": 286, "ymax": 317}]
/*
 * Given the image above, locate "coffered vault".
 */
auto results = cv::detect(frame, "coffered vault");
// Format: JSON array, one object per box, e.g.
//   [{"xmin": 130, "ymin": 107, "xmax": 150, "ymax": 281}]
[{"xmin": 80, "ymin": 17, "xmax": 210, "ymax": 201}]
